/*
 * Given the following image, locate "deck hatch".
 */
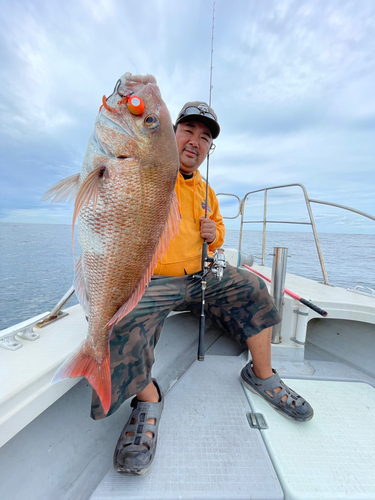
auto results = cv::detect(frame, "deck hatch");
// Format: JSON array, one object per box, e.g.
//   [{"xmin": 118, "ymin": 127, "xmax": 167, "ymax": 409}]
[{"xmin": 244, "ymin": 379, "xmax": 375, "ymax": 500}]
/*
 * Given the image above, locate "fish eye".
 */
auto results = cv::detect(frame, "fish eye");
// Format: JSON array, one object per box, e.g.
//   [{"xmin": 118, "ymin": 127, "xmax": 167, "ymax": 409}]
[{"xmin": 144, "ymin": 114, "xmax": 159, "ymax": 128}]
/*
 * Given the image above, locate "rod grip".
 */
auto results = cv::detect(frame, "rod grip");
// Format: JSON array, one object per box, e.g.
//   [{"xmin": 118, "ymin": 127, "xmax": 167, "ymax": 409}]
[
  {"xmin": 198, "ymin": 315, "xmax": 205, "ymax": 361},
  {"xmin": 299, "ymin": 298, "xmax": 328, "ymax": 317},
  {"xmin": 201, "ymin": 240, "xmax": 208, "ymax": 271}
]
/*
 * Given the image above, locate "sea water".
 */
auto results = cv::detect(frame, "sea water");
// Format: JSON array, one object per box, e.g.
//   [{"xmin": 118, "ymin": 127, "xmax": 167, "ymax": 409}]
[{"xmin": 0, "ymin": 223, "xmax": 374, "ymax": 330}]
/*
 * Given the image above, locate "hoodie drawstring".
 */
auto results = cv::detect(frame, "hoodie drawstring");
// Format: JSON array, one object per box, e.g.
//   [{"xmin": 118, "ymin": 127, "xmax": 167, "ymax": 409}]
[
  {"xmin": 176, "ymin": 173, "xmax": 181, "ymax": 217},
  {"xmin": 193, "ymin": 177, "xmax": 196, "ymax": 223},
  {"xmin": 175, "ymin": 171, "xmax": 199, "ymax": 223}
]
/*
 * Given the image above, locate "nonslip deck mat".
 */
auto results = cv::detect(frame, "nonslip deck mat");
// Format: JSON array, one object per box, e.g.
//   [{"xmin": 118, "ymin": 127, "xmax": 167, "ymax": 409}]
[
  {"xmin": 244, "ymin": 379, "xmax": 375, "ymax": 500},
  {"xmin": 91, "ymin": 355, "xmax": 283, "ymax": 500}
]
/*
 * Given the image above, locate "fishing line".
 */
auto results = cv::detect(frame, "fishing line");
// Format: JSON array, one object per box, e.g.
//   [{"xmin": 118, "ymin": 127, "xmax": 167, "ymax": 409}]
[
  {"xmin": 204, "ymin": 1, "xmax": 216, "ymax": 215},
  {"xmin": 128, "ymin": 57, "xmax": 139, "ymax": 75}
]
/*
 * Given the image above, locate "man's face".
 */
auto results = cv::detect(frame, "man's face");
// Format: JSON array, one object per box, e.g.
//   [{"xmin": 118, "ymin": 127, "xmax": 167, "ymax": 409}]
[{"xmin": 175, "ymin": 121, "xmax": 212, "ymax": 175}]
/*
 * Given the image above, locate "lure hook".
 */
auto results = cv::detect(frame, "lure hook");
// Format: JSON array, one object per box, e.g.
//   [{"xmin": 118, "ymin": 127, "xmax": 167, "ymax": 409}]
[{"xmin": 99, "ymin": 79, "xmax": 145, "ymax": 115}]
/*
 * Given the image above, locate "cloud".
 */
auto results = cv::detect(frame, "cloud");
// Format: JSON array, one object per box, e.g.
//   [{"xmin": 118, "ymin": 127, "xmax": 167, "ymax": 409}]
[{"xmin": 0, "ymin": 0, "xmax": 374, "ymax": 233}]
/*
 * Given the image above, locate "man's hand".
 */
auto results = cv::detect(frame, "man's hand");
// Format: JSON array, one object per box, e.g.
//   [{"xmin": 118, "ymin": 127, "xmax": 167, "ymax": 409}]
[{"xmin": 200, "ymin": 217, "xmax": 216, "ymax": 244}]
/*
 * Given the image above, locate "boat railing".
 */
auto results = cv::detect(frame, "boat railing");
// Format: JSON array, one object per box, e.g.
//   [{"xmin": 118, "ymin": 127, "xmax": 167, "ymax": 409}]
[
  {"xmin": 217, "ymin": 183, "xmax": 375, "ymax": 285},
  {"xmin": 2, "ymin": 184, "xmax": 374, "ymax": 349}
]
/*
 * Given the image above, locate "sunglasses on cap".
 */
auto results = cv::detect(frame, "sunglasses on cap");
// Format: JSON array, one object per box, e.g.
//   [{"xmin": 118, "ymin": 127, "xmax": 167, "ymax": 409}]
[{"xmin": 179, "ymin": 106, "xmax": 217, "ymax": 121}]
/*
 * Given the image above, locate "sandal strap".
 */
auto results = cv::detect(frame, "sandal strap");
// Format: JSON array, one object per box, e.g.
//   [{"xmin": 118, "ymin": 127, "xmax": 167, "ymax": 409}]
[
  {"xmin": 131, "ymin": 400, "xmax": 163, "ymax": 421},
  {"xmin": 264, "ymin": 371, "xmax": 305, "ymax": 407},
  {"xmin": 121, "ymin": 432, "xmax": 154, "ymax": 448}
]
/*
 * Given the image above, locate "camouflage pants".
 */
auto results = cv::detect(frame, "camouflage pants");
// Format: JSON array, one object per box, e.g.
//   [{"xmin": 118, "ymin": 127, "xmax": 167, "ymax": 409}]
[{"xmin": 91, "ymin": 263, "xmax": 281, "ymax": 420}]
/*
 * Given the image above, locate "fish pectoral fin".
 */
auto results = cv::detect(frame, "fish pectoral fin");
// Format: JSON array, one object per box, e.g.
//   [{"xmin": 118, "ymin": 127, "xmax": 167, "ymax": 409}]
[
  {"xmin": 72, "ymin": 165, "xmax": 108, "ymax": 228},
  {"xmin": 74, "ymin": 256, "xmax": 90, "ymax": 315},
  {"xmin": 52, "ymin": 343, "xmax": 112, "ymax": 415},
  {"xmin": 41, "ymin": 173, "xmax": 80, "ymax": 203}
]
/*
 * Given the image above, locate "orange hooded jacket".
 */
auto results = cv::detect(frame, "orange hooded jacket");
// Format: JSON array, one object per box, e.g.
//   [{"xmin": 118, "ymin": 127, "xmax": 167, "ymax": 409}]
[{"xmin": 153, "ymin": 170, "xmax": 225, "ymax": 276}]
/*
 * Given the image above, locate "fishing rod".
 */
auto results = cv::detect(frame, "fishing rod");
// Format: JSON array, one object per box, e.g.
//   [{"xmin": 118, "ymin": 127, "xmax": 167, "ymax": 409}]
[{"xmin": 196, "ymin": 2, "xmax": 225, "ymax": 361}]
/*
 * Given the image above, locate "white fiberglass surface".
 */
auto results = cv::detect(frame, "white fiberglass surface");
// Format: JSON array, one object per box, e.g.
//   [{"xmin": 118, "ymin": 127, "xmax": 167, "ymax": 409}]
[{"xmin": 244, "ymin": 379, "xmax": 375, "ymax": 500}]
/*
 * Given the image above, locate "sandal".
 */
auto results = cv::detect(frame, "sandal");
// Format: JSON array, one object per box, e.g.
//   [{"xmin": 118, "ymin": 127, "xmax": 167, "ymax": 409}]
[
  {"xmin": 241, "ymin": 361, "xmax": 314, "ymax": 422},
  {"xmin": 113, "ymin": 379, "xmax": 164, "ymax": 475}
]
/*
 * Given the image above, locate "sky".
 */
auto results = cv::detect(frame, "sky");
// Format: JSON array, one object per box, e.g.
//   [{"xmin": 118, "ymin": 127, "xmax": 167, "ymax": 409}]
[{"xmin": 0, "ymin": 0, "xmax": 374, "ymax": 234}]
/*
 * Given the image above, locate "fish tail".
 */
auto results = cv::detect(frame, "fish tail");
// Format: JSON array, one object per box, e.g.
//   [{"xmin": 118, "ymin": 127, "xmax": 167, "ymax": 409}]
[{"xmin": 52, "ymin": 344, "xmax": 112, "ymax": 415}]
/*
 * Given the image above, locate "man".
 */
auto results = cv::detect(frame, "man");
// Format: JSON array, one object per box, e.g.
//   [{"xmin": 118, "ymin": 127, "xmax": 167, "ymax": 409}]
[{"xmin": 90, "ymin": 102, "xmax": 314, "ymax": 475}]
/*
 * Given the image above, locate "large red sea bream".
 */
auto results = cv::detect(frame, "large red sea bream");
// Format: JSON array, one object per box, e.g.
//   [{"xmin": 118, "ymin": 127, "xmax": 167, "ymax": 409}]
[{"xmin": 42, "ymin": 73, "xmax": 179, "ymax": 414}]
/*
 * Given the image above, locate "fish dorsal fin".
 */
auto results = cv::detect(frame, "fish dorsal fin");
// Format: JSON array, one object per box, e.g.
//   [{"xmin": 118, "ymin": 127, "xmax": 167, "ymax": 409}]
[
  {"xmin": 73, "ymin": 255, "xmax": 90, "ymax": 315},
  {"xmin": 107, "ymin": 191, "xmax": 180, "ymax": 326},
  {"xmin": 41, "ymin": 173, "xmax": 80, "ymax": 203}
]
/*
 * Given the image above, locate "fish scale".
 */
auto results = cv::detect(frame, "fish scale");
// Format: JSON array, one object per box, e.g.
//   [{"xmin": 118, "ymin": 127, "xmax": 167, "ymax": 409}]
[{"xmin": 42, "ymin": 72, "xmax": 179, "ymax": 414}]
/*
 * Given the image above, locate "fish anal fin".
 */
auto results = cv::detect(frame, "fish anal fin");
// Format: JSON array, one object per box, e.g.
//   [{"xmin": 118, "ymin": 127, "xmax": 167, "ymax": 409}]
[
  {"xmin": 52, "ymin": 343, "xmax": 111, "ymax": 415},
  {"xmin": 108, "ymin": 192, "xmax": 180, "ymax": 327},
  {"xmin": 41, "ymin": 173, "xmax": 80, "ymax": 203}
]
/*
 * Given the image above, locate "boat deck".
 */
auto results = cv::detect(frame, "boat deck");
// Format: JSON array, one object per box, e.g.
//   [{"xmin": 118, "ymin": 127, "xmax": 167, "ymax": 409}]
[
  {"xmin": 92, "ymin": 354, "xmax": 284, "ymax": 500},
  {"xmin": 0, "ymin": 263, "xmax": 375, "ymax": 499},
  {"xmin": 0, "ymin": 309, "xmax": 374, "ymax": 499},
  {"xmin": 92, "ymin": 354, "xmax": 375, "ymax": 500}
]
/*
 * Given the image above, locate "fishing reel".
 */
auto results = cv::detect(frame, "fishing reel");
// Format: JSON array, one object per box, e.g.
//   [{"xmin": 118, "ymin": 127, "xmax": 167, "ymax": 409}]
[
  {"xmin": 210, "ymin": 248, "xmax": 226, "ymax": 281},
  {"xmin": 191, "ymin": 247, "xmax": 226, "ymax": 282},
  {"xmin": 199, "ymin": 247, "xmax": 226, "ymax": 281}
]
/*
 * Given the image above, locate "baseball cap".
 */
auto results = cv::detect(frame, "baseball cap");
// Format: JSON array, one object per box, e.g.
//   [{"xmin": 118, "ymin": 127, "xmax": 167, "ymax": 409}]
[{"xmin": 175, "ymin": 101, "xmax": 220, "ymax": 139}]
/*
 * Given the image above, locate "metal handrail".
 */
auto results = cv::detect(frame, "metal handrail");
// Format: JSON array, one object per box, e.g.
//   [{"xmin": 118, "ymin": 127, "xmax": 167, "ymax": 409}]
[
  {"xmin": 35, "ymin": 286, "xmax": 75, "ymax": 328},
  {"xmin": 241, "ymin": 183, "xmax": 329, "ymax": 283},
  {"xmin": 309, "ymin": 199, "xmax": 375, "ymax": 221},
  {"xmin": 216, "ymin": 193, "xmax": 242, "ymax": 219},
  {"xmin": 218, "ymin": 183, "xmax": 375, "ymax": 285}
]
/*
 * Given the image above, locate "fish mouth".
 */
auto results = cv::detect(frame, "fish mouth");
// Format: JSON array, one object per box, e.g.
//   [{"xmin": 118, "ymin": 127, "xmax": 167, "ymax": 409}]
[
  {"xmin": 123, "ymin": 73, "xmax": 157, "ymax": 86},
  {"xmin": 116, "ymin": 73, "xmax": 168, "ymax": 126}
]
